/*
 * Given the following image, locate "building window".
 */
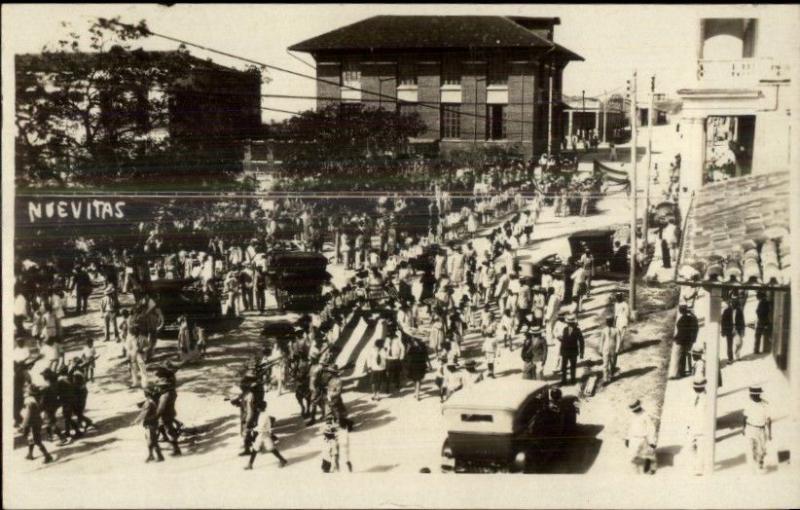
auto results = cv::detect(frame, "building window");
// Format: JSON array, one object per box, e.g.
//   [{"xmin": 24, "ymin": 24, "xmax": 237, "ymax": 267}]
[
  {"xmin": 486, "ymin": 104, "xmax": 506, "ymax": 140},
  {"xmin": 341, "ymin": 60, "xmax": 361, "ymax": 88},
  {"xmin": 442, "ymin": 59, "xmax": 461, "ymax": 86},
  {"xmin": 488, "ymin": 59, "xmax": 508, "ymax": 86},
  {"xmin": 441, "ymin": 104, "xmax": 461, "ymax": 139},
  {"xmin": 399, "ymin": 62, "xmax": 417, "ymax": 86}
]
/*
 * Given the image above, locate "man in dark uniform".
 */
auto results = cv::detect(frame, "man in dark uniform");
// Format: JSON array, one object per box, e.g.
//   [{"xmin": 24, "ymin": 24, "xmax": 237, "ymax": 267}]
[
  {"xmin": 40, "ymin": 368, "xmax": 68, "ymax": 445},
  {"xmin": 720, "ymin": 297, "xmax": 745, "ymax": 363},
  {"xmin": 560, "ymin": 315, "xmax": 584, "ymax": 385},
  {"xmin": 22, "ymin": 385, "xmax": 53, "ymax": 464},
  {"xmin": 672, "ymin": 305, "xmax": 698, "ymax": 378},
  {"xmin": 155, "ymin": 367, "xmax": 182, "ymax": 456},
  {"xmin": 753, "ymin": 291, "xmax": 772, "ymax": 354},
  {"xmin": 69, "ymin": 358, "xmax": 95, "ymax": 433},
  {"xmin": 72, "ymin": 266, "xmax": 92, "ymax": 315},
  {"xmin": 136, "ymin": 383, "xmax": 164, "ymax": 463},
  {"xmin": 56, "ymin": 366, "xmax": 81, "ymax": 440}
]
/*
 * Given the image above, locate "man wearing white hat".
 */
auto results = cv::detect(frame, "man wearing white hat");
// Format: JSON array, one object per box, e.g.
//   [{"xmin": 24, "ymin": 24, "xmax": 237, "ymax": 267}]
[
  {"xmin": 688, "ymin": 379, "xmax": 708, "ymax": 475},
  {"xmin": 742, "ymin": 385, "xmax": 771, "ymax": 473},
  {"xmin": 625, "ymin": 399, "xmax": 657, "ymax": 474}
]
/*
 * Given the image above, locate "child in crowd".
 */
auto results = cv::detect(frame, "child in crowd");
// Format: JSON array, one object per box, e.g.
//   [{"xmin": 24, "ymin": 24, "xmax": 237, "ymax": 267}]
[
  {"xmin": 81, "ymin": 338, "xmax": 97, "ymax": 382},
  {"xmin": 117, "ymin": 309, "xmax": 130, "ymax": 359}
]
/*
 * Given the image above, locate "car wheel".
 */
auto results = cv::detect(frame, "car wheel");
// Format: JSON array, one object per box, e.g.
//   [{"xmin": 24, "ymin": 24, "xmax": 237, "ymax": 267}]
[{"xmin": 441, "ymin": 440, "xmax": 456, "ymax": 473}]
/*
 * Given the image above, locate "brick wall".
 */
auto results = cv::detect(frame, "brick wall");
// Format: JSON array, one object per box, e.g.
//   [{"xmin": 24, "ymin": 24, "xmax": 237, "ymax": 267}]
[
  {"xmin": 508, "ymin": 61, "xmax": 536, "ymax": 146},
  {"xmin": 317, "ymin": 62, "xmax": 341, "ymax": 109},
  {"xmin": 417, "ymin": 61, "xmax": 441, "ymax": 140},
  {"xmin": 361, "ymin": 62, "xmax": 397, "ymax": 110},
  {"xmin": 462, "ymin": 62, "xmax": 487, "ymax": 143}
]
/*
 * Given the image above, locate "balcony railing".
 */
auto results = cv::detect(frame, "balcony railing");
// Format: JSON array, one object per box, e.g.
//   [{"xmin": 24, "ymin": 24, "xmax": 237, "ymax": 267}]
[{"xmin": 697, "ymin": 58, "xmax": 791, "ymax": 86}]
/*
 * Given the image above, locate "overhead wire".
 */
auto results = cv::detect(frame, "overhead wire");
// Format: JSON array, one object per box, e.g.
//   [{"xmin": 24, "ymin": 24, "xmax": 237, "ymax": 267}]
[{"xmin": 108, "ymin": 18, "xmax": 631, "ymax": 128}]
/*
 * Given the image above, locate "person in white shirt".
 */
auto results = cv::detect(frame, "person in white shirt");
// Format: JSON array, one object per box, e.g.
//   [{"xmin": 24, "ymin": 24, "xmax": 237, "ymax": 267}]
[
  {"xmin": 362, "ymin": 339, "xmax": 387, "ymax": 401},
  {"xmin": 599, "ymin": 317, "xmax": 621, "ymax": 383},
  {"xmin": 14, "ymin": 286, "xmax": 29, "ymax": 336},
  {"xmin": 385, "ymin": 330, "xmax": 406, "ymax": 393},
  {"xmin": 544, "ymin": 290, "xmax": 562, "ymax": 343},
  {"xmin": 626, "ymin": 399, "xmax": 657, "ymax": 474},
  {"xmin": 688, "ymin": 380, "xmax": 708, "ymax": 476},
  {"xmin": 443, "ymin": 363, "xmax": 465, "ymax": 402},
  {"xmin": 497, "ymin": 309, "xmax": 515, "ymax": 352},
  {"xmin": 662, "ymin": 218, "xmax": 679, "ymax": 264},
  {"xmin": 614, "ymin": 293, "xmax": 630, "ymax": 353},
  {"xmin": 482, "ymin": 332, "xmax": 498, "ymax": 378},
  {"xmin": 742, "ymin": 385, "xmax": 771, "ymax": 473},
  {"xmin": 570, "ymin": 266, "xmax": 588, "ymax": 313}
]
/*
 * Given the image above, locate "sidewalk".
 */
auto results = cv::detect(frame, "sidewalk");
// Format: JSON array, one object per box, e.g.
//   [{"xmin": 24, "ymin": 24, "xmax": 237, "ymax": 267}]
[{"xmin": 656, "ymin": 326, "xmax": 796, "ymax": 476}]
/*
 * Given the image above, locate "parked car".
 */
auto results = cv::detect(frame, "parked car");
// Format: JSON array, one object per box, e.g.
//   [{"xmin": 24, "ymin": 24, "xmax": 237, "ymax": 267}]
[
  {"xmin": 440, "ymin": 379, "xmax": 578, "ymax": 473},
  {"xmin": 568, "ymin": 228, "xmax": 629, "ymax": 280},
  {"xmin": 143, "ymin": 278, "xmax": 221, "ymax": 331},
  {"xmin": 266, "ymin": 250, "xmax": 331, "ymax": 312}
]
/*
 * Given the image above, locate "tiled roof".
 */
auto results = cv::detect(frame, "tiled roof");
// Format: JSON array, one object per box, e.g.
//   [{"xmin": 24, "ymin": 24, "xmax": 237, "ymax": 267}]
[
  {"xmin": 681, "ymin": 171, "xmax": 791, "ymax": 284},
  {"xmin": 289, "ymin": 16, "xmax": 582, "ymax": 60}
]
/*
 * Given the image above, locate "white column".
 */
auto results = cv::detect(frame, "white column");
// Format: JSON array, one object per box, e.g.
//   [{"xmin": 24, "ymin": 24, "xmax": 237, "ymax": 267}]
[
  {"xmin": 567, "ymin": 110, "xmax": 574, "ymax": 141},
  {"xmin": 681, "ymin": 116, "xmax": 706, "ymax": 193},
  {"xmin": 705, "ymin": 287, "xmax": 722, "ymax": 476},
  {"xmin": 594, "ymin": 110, "xmax": 600, "ymax": 136},
  {"xmin": 602, "ymin": 104, "xmax": 608, "ymax": 144}
]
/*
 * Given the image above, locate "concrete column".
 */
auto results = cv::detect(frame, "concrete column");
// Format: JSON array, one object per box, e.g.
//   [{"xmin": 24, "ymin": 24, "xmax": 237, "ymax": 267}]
[
  {"xmin": 602, "ymin": 105, "xmax": 608, "ymax": 143},
  {"xmin": 705, "ymin": 287, "xmax": 723, "ymax": 476},
  {"xmin": 594, "ymin": 110, "xmax": 600, "ymax": 137},
  {"xmin": 681, "ymin": 115, "xmax": 706, "ymax": 193},
  {"xmin": 567, "ymin": 110, "xmax": 574, "ymax": 140}
]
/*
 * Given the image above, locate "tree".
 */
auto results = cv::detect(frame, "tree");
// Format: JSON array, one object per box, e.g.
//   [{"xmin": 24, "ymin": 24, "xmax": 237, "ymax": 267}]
[
  {"xmin": 15, "ymin": 17, "xmax": 259, "ymax": 188},
  {"xmin": 276, "ymin": 103, "xmax": 426, "ymax": 184}
]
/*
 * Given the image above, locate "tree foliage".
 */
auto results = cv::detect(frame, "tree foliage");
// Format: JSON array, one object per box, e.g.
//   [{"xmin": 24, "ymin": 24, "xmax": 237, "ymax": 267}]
[
  {"xmin": 15, "ymin": 17, "xmax": 255, "ymax": 189},
  {"xmin": 275, "ymin": 103, "xmax": 426, "ymax": 183}
]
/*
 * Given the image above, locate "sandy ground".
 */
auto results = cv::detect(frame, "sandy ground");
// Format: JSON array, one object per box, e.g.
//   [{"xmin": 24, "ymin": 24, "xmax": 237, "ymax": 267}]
[{"xmin": 9, "ymin": 128, "xmax": 759, "ymax": 509}]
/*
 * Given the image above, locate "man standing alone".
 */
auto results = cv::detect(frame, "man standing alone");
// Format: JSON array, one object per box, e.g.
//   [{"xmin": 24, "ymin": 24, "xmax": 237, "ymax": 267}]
[
  {"xmin": 560, "ymin": 315, "xmax": 584, "ymax": 385},
  {"xmin": 671, "ymin": 305, "xmax": 698, "ymax": 379}
]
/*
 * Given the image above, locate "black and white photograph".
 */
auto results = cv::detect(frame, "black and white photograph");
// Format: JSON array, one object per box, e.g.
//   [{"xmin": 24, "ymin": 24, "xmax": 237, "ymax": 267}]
[{"xmin": 2, "ymin": 3, "xmax": 799, "ymax": 508}]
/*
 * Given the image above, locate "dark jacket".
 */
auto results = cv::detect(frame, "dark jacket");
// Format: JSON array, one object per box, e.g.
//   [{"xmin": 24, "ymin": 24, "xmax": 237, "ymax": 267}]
[
  {"xmin": 560, "ymin": 326, "xmax": 584, "ymax": 357},
  {"xmin": 756, "ymin": 298, "xmax": 771, "ymax": 325},
  {"xmin": 720, "ymin": 306, "xmax": 745, "ymax": 336},
  {"xmin": 674, "ymin": 312, "xmax": 699, "ymax": 346}
]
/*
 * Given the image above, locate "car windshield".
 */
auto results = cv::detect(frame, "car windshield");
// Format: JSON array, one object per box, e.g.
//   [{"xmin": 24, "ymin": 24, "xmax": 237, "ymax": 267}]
[{"xmin": 461, "ymin": 413, "xmax": 493, "ymax": 423}]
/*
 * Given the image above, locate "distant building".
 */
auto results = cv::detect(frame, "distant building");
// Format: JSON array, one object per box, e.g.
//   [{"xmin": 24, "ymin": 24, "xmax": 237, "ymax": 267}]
[
  {"xmin": 15, "ymin": 50, "xmax": 262, "ymax": 180},
  {"xmin": 289, "ymin": 15, "xmax": 583, "ymax": 158},
  {"xmin": 561, "ymin": 93, "xmax": 627, "ymax": 145},
  {"xmin": 676, "ymin": 18, "xmax": 793, "ymax": 194}
]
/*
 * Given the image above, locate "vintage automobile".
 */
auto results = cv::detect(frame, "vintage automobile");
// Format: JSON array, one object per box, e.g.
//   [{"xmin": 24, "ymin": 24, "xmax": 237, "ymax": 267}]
[
  {"xmin": 440, "ymin": 379, "xmax": 578, "ymax": 473},
  {"xmin": 142, "ymin": 278, "xmax": 221, "ymax": 331},
  {"xmin": 266, "ymin": 250, "xmax": 331, "ymax": 312},
  {"xmin": 568, "ymin": 228, "xmax": 629, "ymax": 280}
]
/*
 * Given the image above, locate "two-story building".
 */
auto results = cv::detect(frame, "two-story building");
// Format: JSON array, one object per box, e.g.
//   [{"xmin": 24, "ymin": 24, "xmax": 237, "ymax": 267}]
[
  {"xmin": 677, "ymin": 18, "xmax": 792, "ymax": 193},
  {"xmin": 289, "ymin": 15, "xmax": 583, "ymax": 158}
]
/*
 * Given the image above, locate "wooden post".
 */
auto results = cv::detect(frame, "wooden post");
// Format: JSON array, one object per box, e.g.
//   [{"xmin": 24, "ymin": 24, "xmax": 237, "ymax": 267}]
[
  {"xmin": 643, "ymin": 76, "xmax": 655, "ymax": 254},
  {"xmin": 547, "ymin": 67, "xmax": 554, "ymax": 155},
  {"xmin": 629, "ymin": 71, "xmax": 638, "ymax": 315},
  {"xmin": 705, "ymin": 286, "xmax": 722, "ymax": 475}
]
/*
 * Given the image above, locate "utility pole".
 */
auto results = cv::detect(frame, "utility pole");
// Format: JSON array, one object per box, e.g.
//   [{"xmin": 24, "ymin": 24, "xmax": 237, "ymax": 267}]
[
  {"xmin": 581, "ymin": 89, "xmax": 586, "ymax": 141},
  {"xmin": 643, "ymin": 75, "xmax": 655, "ymax": 254},
  {"xmin": 547, "ymin": 63, "xmax": 554, "ymax": 155},
  {"xmin": 602, "ymin": 89, "xmax": 608, "ymax": 144},
  {"xmin": 628, "ymin": 71, "xmax": 638, "ymax": 316}
]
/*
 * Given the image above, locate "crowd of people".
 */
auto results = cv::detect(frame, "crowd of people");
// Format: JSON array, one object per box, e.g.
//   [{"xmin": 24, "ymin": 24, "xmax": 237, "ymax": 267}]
[{"xmin": 13, "ymin": 151, "xmax": 627, "ymax": 471}]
